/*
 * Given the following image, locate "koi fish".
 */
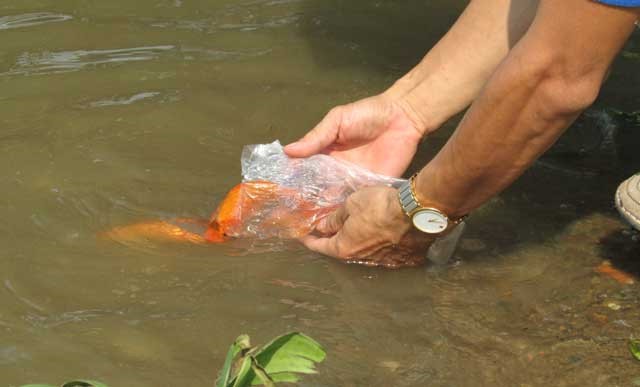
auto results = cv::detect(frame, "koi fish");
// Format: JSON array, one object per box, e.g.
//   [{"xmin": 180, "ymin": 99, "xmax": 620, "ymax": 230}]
[
  {"xmin": 595, "ymin": 260, "xmax": 635, "ymax": 285},
  {"xmin": 102, "ymin": 180, "xmax": 334, "ymax": 245}
]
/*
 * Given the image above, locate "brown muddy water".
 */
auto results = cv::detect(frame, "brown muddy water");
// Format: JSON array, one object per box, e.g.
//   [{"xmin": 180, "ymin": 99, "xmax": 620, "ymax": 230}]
[{"xmin": 1, "ymin": 1, "xmax": 640, "ymax": 386}]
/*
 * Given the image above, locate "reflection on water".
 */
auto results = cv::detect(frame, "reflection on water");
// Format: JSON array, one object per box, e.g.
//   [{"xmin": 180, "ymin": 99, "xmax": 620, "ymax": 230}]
[
  {"xmin": 0, "ymin": 12, "xmax": 72, "ymax": 31},
  {"xmin": 2, "ymin": 45, "xmax": 273, "ymax": 76},
  {"xmin": 86, "ymin": 92, "xmax": 162, "ymax": 108},
  {"xmin": 6, "ymin": 46, "xmax": 175, "ymax": 76},
  {"xmin": 1, "ymin": 0, "xmax": 639, "ymax": 386}
]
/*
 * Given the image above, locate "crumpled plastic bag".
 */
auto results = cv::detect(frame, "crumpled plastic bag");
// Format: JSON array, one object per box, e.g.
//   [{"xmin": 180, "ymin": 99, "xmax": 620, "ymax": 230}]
[
  {"xmin": 206, "ymin": 140, "xmax": 465, "ymax": 265},
  {"xmin": 205, "ymin": 140, "xmax": 404, "ymax": 241}
]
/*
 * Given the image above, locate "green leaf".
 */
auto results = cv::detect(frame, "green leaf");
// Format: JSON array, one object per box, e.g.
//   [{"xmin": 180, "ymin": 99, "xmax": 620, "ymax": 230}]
[
  {"xmin": 62, "ymin": 381, "xmax": 109, "ymax": 387},
  {"xmin": 261, "ymin": 372, "xmax": 299, "ymax": 384},
  {"xmin": 18, "ymin": 385, "xmax": 56, "ymax": 387},
  {"xmin": 248, "ymin": 332, "xmax": 326, "ymax": 385},
  {"xmin": 250, "ymin": 359, "xmax": 275, "ymax": 387},
  {"xmin": 231, "ymin": 356, "xmax": 254, "ymax": 387},
  {"xmin": 217, "ymin": 334, "xmax": 252, "ymax": 387},
  {"xmin": 630, "ymin": 339, "xmax": 640, "ymax": 361},
  {"xmin": 255, "ymin": 332, "xmax": 325, "ymax": 373}
]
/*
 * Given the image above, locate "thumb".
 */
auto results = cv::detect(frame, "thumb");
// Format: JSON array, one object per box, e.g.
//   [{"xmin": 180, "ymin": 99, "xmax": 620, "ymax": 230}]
[
  {"xmin": 284, "ymin": 108, "xmax": 342, "ymax": 158},
  {"xmin": 314, "ymin": 206, "xmax": 348, "ymax": 236}
]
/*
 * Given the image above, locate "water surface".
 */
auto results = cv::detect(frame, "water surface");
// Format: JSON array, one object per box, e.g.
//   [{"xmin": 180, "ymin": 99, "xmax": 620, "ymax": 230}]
[{"xmin": 1, "ymin": 1, "xmax": 640, "ymax": 386}]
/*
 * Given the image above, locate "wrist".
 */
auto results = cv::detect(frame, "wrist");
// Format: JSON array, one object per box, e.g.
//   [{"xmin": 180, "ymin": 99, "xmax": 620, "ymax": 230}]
[
  {"xmin": 413, "ymin": 166, "xmax": 469, "ymax": 220},
  {"xmin": 397, "ymin": 174, "xmax": 466, "ymax": 235},
  {"xmin": 385, "ymin": 186, "xmax": 413, "ymax": 229},
  {"xmin": 384, "ymin": 71, "xmax": 419, "ymax": 101},
  {"xmin": 383, "ymin": 79, "xmax": 442, "ymax": 137}
]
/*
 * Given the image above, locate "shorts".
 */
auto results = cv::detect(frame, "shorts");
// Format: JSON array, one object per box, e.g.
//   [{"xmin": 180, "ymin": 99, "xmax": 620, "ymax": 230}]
[{"xmin": 597, "ymin": 0, "xmax": 640, "ymax": 6}]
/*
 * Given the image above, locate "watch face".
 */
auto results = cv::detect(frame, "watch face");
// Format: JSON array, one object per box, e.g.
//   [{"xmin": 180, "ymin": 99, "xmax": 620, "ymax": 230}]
[{"xmin": 412, "ymin": 209, "xmax": 448, "ymax": 234}]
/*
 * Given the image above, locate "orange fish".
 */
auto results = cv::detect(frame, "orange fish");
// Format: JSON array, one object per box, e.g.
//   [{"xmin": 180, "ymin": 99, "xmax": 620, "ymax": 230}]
[
  {"xmin": 103, "ymin": 217, "xmax": 209, "ymax": 245},
  {"xmin": 102, "ymin": 180, "xmax": 333, "ymax": 245},
  {"xmin": 595, "ymin": 260, "xmax": 635, "ymax": 285}
]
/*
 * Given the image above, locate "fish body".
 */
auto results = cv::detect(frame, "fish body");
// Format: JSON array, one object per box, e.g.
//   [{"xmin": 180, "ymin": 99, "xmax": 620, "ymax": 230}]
[
  {"xmin": 102, "ymin": 218, "xmax": 208, "ymax": 244},
  {"xmin": 103, "ymin": 181, "xmax": 328, "ymax": 245},
  {"xmin": 595, "ymin": 260, "xmax": 635, "ymax": 285}
]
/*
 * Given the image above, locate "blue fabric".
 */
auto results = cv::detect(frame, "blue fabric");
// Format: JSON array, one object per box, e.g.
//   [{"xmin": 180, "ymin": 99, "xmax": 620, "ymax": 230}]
[{"xmin": 598, "ymin": 0, "xmax": 640, "ymax": 6}]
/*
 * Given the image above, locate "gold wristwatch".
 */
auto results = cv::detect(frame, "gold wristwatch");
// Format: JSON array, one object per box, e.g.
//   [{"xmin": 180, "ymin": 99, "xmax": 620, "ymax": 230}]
[{"xmin": 398, "ymin": 173, "xmax": 465, "ymax": 235}]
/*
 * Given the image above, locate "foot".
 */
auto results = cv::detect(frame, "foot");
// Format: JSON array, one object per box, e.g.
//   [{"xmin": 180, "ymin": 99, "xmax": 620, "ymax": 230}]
[{"xmin": 616, "ymin": 173, "xmax": 640, "ymax": 231}]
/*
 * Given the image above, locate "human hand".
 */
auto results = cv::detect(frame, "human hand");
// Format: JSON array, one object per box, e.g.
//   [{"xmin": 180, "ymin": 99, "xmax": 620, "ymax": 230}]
[
  {"xmin": 284, "ymin": 94, "xmax": 424, "ymax": 177},
  {"xmin": 301, "ymin": 186, "xmax": 434, "ymax": 268}
]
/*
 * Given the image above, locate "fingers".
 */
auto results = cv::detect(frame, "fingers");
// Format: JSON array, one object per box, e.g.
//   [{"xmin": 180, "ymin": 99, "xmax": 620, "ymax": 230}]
[
  {"xmin": 284, "ymin": 108, "xmax": 341, "ymax": 158},
  {"xmin": 315, "ymin": 206, "xmax": 348, "ymax": 235},
  {"xmin": 302, "ymin": 233, "xmax": 428, "ymax": 267},
  {"xmin": 301, "ymin": 233, "xmax": 344, "ymax": 258},
  {"xmin": 302, "ymin": 214, "xmax": 382, "ymax": 260},
  {"xmin": 301, "ymin": 206, "xmax": 348, "ymax": 257}
]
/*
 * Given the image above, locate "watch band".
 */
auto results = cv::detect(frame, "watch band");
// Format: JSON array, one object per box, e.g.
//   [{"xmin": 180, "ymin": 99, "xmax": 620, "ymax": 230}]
[
  {"xmin": 398, "ymin": 175, "xmax": 422, "ymax": 217},
  {"xmin": 398, "ymin": 173, "xmax": 466, "ymax": 233}
]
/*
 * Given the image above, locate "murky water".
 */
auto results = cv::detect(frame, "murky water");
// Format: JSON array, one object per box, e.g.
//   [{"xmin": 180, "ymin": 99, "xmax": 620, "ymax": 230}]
[{"xmin": 2, "ymin": 1, "xmax": 640, "ymax": 386}]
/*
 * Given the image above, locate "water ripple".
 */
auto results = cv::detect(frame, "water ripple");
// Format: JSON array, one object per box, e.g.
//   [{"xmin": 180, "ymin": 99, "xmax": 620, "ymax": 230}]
[
  {"xmin": 4, "ymin": 279, "xmax": 46, "ymax": 313},
  {"xmin": 86, "ymin": 92, "xmax": 161, "ymax": 108},
  {"xmin": 4, "ymin": 45, "xmax": 175, "ymax": 76},
  {"xmin": 180, "ymin": 46, "xmax": 272, "ymax": 61},
  {"xmin": 2, "ymin": 45, "xmax": 271, "ymax": 77},
  {"xmin": 145, "ymin": 12, "xmax": 301, "ymax": 33},
  {"xmin": 24, "ymin": 309, "xmax": 118, "ymax": 328},
  {"xmin": 0, "ymin": 12, "xmax": 72, "ymax": 30},
  {"xmin": 218, "ymin": 14, "xmax": 301, "ymax": 31}
]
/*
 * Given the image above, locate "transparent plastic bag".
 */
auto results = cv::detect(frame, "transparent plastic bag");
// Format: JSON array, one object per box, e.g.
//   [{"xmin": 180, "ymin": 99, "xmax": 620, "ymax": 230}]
[
  {"xmin": 207, "ymin": 141, "xmax": 464, "ymax": 265},
  {"xmin": 206, "ymin": 141, "xmax": 404, "ymax": 241}
]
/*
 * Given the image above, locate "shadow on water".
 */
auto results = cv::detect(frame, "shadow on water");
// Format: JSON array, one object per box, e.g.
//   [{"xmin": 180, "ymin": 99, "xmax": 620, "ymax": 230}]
[
  {"xmin": 298, "ymin": 0, "xmax": 640, "ymax": 262},
  {"xmin": 600, "ymin": 229, "xmax": 640, "ymax": 275},
  {"xmin": 456, "ymin": 106, "xmax": 640, "ymax": 264},
  {"xmin": 298, "ymin": 0, "xmax": 466, "ymax": 76}
]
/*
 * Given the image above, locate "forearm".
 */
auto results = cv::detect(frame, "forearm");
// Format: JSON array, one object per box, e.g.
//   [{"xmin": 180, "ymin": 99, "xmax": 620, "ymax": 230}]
[
  {"xmin": 414, "ymin": 53, "xmax": 589, "ymax": 218},
  {"xmin": 385, "ymin": 0, "xmax": 539, "ymax": 134},
  {"xmin": 413, "ymin": 0, "xmax": 639, "ymax": 218}
]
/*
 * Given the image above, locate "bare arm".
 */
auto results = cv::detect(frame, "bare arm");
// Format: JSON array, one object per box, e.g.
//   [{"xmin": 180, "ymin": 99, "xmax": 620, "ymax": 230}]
[
  {"xmin": 387, "ymin": 0, "xmax": 540, "ymax": 134},
  {"xmin": 414, "ymin": 0, "xmax": 640, "ymax": 218},
  {"xmin": 284, "ymin": 0, "xmax": 539, "ymax": 177},
  {"xmin": 299, "ymin": 0, "xmax": 640, "ymax": 264}
]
